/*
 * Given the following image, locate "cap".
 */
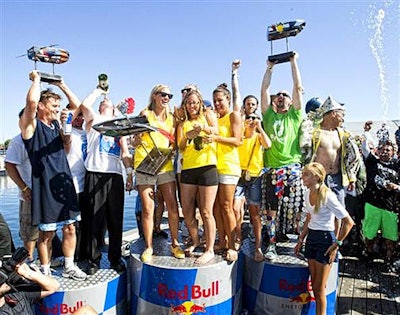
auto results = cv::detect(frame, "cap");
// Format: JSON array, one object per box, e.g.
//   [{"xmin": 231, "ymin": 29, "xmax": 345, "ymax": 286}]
[
  {"xmin": 320, "ymin": 96, "xmax": 345, "ymax": 116},
  {"xmin": 305, "ymin": 97, "xmax": 323, "ymax": 114},
  {"xmin": 203, "ymin": 100, "xmax": 212, "ymax": 108}
]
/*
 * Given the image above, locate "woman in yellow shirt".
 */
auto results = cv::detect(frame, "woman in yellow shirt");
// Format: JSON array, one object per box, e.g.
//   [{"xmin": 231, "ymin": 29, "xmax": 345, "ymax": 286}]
[
  {"xmin": 211, "ymin": 83, "xmax": 242, "ymax": 262},
  {"xmin": 133, "ymin": 84, "xmax": 184, "ymax": 263},
  {"xmin": 177, "ymin": 90, "xmax": 219, "ymax": 265}
]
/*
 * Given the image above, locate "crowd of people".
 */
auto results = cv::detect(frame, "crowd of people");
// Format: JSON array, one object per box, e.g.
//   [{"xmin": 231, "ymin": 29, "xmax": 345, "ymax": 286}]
[{"xmin": 0, "ymin": 52, "xmax": 399, "ymax": 314}]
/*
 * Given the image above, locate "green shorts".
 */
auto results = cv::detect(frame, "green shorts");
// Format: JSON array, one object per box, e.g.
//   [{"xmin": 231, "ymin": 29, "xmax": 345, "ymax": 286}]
[{"xmin": 362, "ymin": 202, "xmax": 398, "ymax": 241}]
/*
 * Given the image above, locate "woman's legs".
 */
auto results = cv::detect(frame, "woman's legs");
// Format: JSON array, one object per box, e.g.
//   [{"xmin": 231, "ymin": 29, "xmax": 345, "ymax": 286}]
[
  {"xmin": 196, "ymin": 185, "xmax": 218, "ymax": 264},
  {"xmin": 308, "ymin": 259, "xmax": 333, "ymax": 315}
]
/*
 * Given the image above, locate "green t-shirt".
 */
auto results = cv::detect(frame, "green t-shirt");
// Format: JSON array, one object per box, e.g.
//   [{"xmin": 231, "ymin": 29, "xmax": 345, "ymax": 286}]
[{"xmin": 262, "ymin": 106, "xmax": 302, "ymax": 168}]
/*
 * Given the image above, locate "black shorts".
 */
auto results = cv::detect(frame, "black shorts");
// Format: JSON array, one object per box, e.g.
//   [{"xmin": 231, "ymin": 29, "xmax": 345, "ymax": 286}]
[
  {"xmin": 180, "ymin": 165, "xmax": 218, "ymax": 186},
  {"xmin": 304, "ymin": 229, "xmax": 338, "ymax": 264}
]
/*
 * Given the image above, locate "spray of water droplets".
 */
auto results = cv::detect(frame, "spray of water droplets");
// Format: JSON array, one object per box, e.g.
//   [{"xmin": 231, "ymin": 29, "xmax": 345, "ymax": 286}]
[{"xmin": 368, "ymin": 4, "xmax": 389, "ymax": 119}]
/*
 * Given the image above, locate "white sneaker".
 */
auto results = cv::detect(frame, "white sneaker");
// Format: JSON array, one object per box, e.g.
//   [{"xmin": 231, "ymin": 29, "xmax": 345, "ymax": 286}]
[
  {"xmin": 264, "ymin": 244, "xmax": 277, "ymax": 260},
  {"xmin": 40, "ymin": 266, "xmax": 52, "ymax": 276},
  {"xmin": 62, "ymin": 264, "xmax": 87, "ymax": 281}
]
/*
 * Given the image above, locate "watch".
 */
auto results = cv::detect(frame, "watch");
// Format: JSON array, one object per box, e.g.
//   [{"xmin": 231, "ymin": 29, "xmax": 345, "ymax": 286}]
[{"xmin": 335, "ymin": 239, "xmax": 343, "ymax": 246}]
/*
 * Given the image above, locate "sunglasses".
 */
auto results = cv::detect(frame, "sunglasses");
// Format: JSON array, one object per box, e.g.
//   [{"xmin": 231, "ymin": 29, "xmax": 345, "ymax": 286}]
[
  {"xmin": 246, "ymin": 115, "xmax": 257, "ymax": 120},
  {"xmin": 181, "ymin": 88, "xmax": 192, "ymax": 94},
  {"xmin": 157, "ymin": 92, "xmax": 173, "ymax": 100},
  {"xmin": 276, "ymin": 92, "xmax": 290, "ymax": 98}
]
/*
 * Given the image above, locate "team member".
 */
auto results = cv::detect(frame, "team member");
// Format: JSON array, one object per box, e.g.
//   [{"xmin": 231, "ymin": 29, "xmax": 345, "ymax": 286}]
[
  {"xmin": 133, "ymin": 84, "xmax": 184, "ymax": 263},
  {"xmin": 211, "ymin": 83, "xmax": 242, "ymax": 262},
  {"xmin": 79, "ymin": 87, "xmax": 132, "ymax": 273},
  {"xmin": 177, "ymin": 89, "xmax": 218, "ymax": 265},
  {"xmin": 20, "ymin": 71, "xmax": 86, "ymax": 280},
  {"xmin": 260, "ymin": 52, "xmax": 304, "ymax": 260}
]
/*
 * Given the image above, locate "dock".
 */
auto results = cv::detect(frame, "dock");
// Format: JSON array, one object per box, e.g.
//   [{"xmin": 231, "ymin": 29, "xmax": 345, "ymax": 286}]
[{"xmin": 337, "ymin": 255, "xmax": 400, "ymax": 315}]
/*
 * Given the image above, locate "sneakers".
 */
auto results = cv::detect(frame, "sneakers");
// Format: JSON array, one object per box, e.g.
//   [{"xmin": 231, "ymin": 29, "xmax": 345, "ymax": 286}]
[
  {"xmin": 264, "ymin": 243, "xmax": 277, "ymax": 260},
  {"xmin": 171, "ymin": 245, "xmax": 185, "ymax": 259},
  {"xmin": 62, "ymin": 264, "xmax": 87, "ymax": 281}
]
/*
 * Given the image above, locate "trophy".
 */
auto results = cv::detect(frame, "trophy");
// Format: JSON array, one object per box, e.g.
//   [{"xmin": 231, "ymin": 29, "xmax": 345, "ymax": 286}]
[
  {"xmin": 267, "ymin": 20, "xmax": 306, "ymax": 64},
  {"xmin": 20, "ymin": 45, "xmax": 69, "ymax": 83}
]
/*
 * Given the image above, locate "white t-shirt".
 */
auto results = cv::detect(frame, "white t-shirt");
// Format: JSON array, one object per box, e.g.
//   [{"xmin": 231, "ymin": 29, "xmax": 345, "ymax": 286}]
[
  {"xmin": 66, "ymin": 127, "xmax": 87, "ymax": 193},
  {"xmin": 304, "ymin": 189, "xmax": 349, "ymax": 231},
  {"xmin": 5, "ymin": 134, "xmax": 32, "ymax": 200},
  {"xmin": 84, "ymin": 114, "xmax": 123, "ymax": 175}
]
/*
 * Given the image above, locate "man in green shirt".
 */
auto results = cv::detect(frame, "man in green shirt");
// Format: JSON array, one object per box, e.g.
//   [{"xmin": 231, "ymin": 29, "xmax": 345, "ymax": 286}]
[{"xmin": 260, "ymin": 52, "xmax": 304, "ymax": 260}]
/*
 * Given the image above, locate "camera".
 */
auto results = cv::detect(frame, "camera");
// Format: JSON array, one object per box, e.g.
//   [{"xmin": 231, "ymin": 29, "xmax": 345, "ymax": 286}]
[
  {"xmin": 1, "ymin": 247, "xmax": 30, "ymax": 274},
  {"xmin": 0, "ymin": 247, "xmax": 30, "ymax": 289}
]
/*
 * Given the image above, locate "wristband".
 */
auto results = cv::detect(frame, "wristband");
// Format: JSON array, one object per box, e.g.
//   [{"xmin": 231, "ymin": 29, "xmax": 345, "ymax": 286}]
[
  {"xmin": 335, "ymin": 239, "xmax": 343, "ymax": 246},
  {"xmin": 22, "ymin": 186, "xmax": 29, "ymax": 192},
  {"xmin": 126, "ymin": 167, "xmax": 133, "ymax": 175}
]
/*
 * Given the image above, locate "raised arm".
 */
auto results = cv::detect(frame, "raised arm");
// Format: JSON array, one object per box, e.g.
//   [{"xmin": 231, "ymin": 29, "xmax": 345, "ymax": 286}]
[
  {"xmin": 254, "ymin": 118, "xmax": 272, "ymax": 149},
  {"xmin": 20, "ymin": 71, "xmax": 40, "ymax": 140},
  {"xmin": 290, "ymin": 53, "xmax": 303, "ymax": 111},
  {"xmin": 260, "ymin": 60, "xmax": 274, "ymax": 114},
  {"xmin": 51, "ymin": 80, "xmax": 80, "ymax": 110},
  {"xmin": 80, "ymin": 88, "xmax": 105, "ymax": 131},
  {"xmin": 231, "ymin": 59, "xmax": 242, "ymax": 112}
]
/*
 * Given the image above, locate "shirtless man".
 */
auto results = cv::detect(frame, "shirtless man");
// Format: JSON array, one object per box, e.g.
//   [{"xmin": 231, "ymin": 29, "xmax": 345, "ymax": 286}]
[{"xmin": 310, "ymin": 96, "xmax": 361, "ymax": 206}]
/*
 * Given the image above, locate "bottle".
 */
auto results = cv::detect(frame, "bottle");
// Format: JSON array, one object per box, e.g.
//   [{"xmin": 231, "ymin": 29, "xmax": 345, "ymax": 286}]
[
  {"xmin": 98, "ymin": 73, "xmax": 109, "ymax": 91},
  {"xmin": 63, "ymin": 112, "xmax": 73, "ymax": 135}
]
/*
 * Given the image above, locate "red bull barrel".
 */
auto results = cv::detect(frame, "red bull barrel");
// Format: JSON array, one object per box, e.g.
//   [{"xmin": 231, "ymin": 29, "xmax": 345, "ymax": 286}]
[
  {"xmin": 130, "ymin": 236, "xmax": 243, "ymax": 314},
  {"xmin": 36, "ymin": 257, "xmax": 127, "ymax": 315},
  {"xmin": 242, "ymin": 237, "xmax": 338, "ymax": 315}
]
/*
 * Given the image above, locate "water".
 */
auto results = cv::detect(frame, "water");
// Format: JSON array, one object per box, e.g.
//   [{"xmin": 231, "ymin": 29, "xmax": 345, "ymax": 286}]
[{"xmin": 0, "ymin": 175, "xmax": 138, "ymax": 248}]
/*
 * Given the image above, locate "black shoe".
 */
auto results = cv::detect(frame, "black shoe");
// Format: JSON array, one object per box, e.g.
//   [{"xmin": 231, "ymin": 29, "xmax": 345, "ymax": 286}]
[
  {"xmin": 153, "ymin": 230, "xmax": 168, "ymax": 239},
  {"xmin": 87, "ymin": 262, "xmax": 99, "ymax": 275},
  {"xmin": 276, "ymin": 233, "xmax": 290, "ymax": 243},
  {"xmin": 111, "ymin": 259, "xmax": 126, "ymax": 273}
]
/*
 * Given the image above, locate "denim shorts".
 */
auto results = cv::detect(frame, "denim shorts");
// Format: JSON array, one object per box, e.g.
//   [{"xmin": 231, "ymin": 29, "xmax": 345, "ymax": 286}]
[
  {"xmin": 304, "ymin": 229, "xmax": 338, "ymax": 264},
  {"xmin": 39, "ymin": 214, "xmax": 81, "ymax": 232},
  {"xmin": 234, "ymin": 176, "xmax": 261, "ymax": 206}
]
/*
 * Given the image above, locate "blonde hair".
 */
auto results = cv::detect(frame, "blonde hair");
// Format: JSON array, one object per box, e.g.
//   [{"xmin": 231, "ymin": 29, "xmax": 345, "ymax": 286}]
[
  {"xmin": 181, "ymin": 90, "xmax": 205, "ymax": 121},
  {"xmin": 147, "ymin": 84, "xmax": 171, "ymax": 111},
  {"xmin": 303, "ymin": 162, "xmax": 329, "ymax": 213}
]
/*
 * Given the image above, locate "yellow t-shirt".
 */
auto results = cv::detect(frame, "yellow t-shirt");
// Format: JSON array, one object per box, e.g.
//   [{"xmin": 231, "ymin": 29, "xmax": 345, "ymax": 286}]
[
  {"xmin": 133, "ymin": 109, "xmax": 174, "ymax": 173},
  {"xmin": 181, "ymin": 116, "xmax": 217, "ymax": 170},
  {"xmin": 217, "ymin": 113, "xmax": 241, "ymax": 176},
  {"xmin": 238, "ymin": 134, "xmax": 264, "ymax": 177}
]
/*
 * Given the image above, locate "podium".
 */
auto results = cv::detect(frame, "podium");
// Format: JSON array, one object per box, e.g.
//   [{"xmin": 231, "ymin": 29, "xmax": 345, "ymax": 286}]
[
  {"xmin": 129, "ymin": 235, "xmax": 243, "ymax": 315},
  {"xmin": 242, "ymin": 236, "xmax": 338, "ymax": 315},
  {"xmin": 36, "ymin": 254, "xmax": 127, "ymax": 315}
]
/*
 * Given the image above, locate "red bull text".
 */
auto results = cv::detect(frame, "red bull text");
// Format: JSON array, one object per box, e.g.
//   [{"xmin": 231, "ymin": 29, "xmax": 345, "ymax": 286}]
[{"xmin": 158, "ymin": 281, "xmax": 219, "ymax": 300}]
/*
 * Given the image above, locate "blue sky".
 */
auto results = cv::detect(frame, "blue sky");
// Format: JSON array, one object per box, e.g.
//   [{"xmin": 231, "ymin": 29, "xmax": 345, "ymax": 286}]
[{"xmin": 1, "ymin": 0, "xmax": 399, "ymax": 143}]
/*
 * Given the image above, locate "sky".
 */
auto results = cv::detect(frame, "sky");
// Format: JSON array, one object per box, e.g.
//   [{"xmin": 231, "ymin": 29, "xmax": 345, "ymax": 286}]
[{"xmin": 1, "ymin": 0, "xmax": 399, "ymax": 143}]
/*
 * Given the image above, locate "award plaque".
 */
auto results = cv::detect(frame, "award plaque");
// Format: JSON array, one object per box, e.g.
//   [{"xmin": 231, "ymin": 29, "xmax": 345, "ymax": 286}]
[
  {"xmin": 267, "ymin": 20, "xmax": 306, "ymax": 64},
  {"xmin": 24, "ymin": 45, "xmax": 69, "ymax": 83}
]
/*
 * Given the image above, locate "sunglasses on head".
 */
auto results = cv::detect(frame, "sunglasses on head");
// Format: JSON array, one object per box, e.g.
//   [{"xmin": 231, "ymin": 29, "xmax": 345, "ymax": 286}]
[
  {"xmin": 181, "ymin": 88, "xmax": 192, "ymax": 94},
  {"xmin": 158, "ymin": 92, "xmax": 173, "ymax": 100},
  {"xmin": 276, "ymin": 92, "xmax": 290, "ymax": 98}
]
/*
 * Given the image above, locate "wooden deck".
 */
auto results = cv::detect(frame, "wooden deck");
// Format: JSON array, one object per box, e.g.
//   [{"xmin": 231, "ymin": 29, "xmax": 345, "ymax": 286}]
[{"xmin": 337, "ymin": 255, "xmax": 400, "ymax": 315}]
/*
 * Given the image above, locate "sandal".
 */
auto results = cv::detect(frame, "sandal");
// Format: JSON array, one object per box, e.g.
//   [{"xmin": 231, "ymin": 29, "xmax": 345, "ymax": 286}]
[
  {"xmin": 140, "ymin": 248, "xmax": 153, "ymax": 263},
  {"xmin": 225, "ymin": 249, "xmax": 238, "ymax": 262},
  {"xmin": 171, "ymin": 245, "xmax": 185, "ymax": 259}
]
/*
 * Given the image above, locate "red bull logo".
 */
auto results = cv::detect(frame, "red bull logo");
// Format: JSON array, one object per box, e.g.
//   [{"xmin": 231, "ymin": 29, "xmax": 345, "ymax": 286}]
[
  {"xmin": 289, "ymin": 292, "xmax": 316, "ymax": 305},
  {"xmin": 171, "ymin": 301, "xmax": 206, "ymax": 314},
  {"xmin": 158, "ymin": 281, "xmax": 219, "ymax": 300},
  {"xmin": 38, "ymin": 300, "xmax": 85, "ymax": 314}
]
